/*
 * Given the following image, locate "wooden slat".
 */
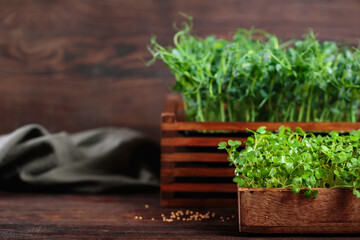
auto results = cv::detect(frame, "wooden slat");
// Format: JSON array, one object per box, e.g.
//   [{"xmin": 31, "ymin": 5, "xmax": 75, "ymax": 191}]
[
  {"xmin": 239, "ymin": 188, "xmax": 360, "ymax": 234},
  {"xmin": 163, "ymin": 121, "xmax": 360, "ymax": 132},
  {"xmin": 162, "ymin": 168, "xmax": 234, "ymax": 177},
  {"xmin": 161, "ymin": 137, "xmax": 246, "ymax": 146},
  {"xmin": 162, "ymin": 153, "xmax": 228, "ymax": 162},
  {"xmin": 161, "ymin": 198, "xmax": 237, "ymax": 207},
  {"xmin": 161, "ymin": 183, "xmax": 236, "ymax": 192}
]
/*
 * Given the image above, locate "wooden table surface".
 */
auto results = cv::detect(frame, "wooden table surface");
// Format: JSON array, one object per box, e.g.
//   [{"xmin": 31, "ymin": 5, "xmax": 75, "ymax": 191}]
[{"xmin": 0, "ymin": 192, "xmax": 357, "ymax": 239}]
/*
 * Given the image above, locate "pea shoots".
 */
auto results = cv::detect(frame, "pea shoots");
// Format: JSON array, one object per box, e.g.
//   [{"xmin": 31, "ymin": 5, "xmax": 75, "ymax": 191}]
[
  {"xmin": 148, "ymin": 16, "xmax": 360, "ymax": 122},
  {"xmin": 218, "ymin": 126, "xmax": 360, "ymax": 198}
]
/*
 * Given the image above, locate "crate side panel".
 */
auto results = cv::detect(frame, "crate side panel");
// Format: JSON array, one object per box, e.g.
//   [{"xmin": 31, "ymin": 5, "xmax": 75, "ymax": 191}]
[{"xmin": 239, "ymin": 189, "xmax": 360, "ymax": 233}]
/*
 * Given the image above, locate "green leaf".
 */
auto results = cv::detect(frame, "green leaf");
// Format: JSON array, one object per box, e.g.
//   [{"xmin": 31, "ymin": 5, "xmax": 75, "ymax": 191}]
[
  {"xmin": 233, "ymin": 176, "xmax": 246, "ymax": 187},
  {"xmin": 309, "ymin": 175, "xmax": 316, "ymax": 185},
  {"xmin": 256, "ymin": 126, "xmax": 267, "ymax": 134},
  {"xmin": 329, "ymin": 131, "xmax": 339, "ymax": 138},
  {"xmin": 260, "ymin": 168, "xmax": 269, "ymax": 178},
  {"xmin": 291, "ymin": 186, "xmax": 300, "ymax": 194},
  {"xmin": 311, "ymin": 190, "xmax": 318, "ymax": 198},
  {"xmin": 246, "ymin": 137, "xmax": 254, "ymax": 144},
  {"xmin": 301, "ymin": 171, "xmax": 312, "ymax": 180},
  {"xmin": 234, "ymin": 140, "xmax": 242, "ymax": 146},
  {"xmin": 235, "ymin": 157, "xmax": 246, "ymax": 166},
  {"xmin": 304, "ymin": 190, "xmax": 312, "ymax": 199},
  {"xmin": 315, "ymin": 170, "xmax": 324, "ymax": 179},
  {"xmin": 321, "ymin": 145, "xmax": 329, "ymax": 152},
  {"xmin": 345, "ymin": 146, "xmax": 353, "ymax": 153},
  {"xmin": 228, "ymin": 140, "xmax": 241, "ymax": 148},
  {"xmin": 304, "ymin": 163, "xmax": 310, "ymax": 171},
  {"xmin": 269, "ymin": 168, "xmax": 277, "ymax": 176},
  {"xmin": 218, "ymin": 142, "xmax": 227, "ymax": 149},
  {"xmin": 295, "ymin": 127, "xmax": 305, "ymax": 135},
  {"xmin": 353, "ymin": 189, "xmax": 360, "ymax": 198},
  {"xmin": 293, "ymin": 178, "xmax": 302, "ymax": 185}
]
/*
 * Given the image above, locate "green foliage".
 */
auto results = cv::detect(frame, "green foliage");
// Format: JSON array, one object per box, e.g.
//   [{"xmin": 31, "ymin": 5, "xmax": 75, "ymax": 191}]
[
  {"xmin": 148, "ymin": 17, "xmax": 360, "ymax": 122},
  {"xmin": 219, "ymin": 127, "xmax": 360, "ymax": 198}
]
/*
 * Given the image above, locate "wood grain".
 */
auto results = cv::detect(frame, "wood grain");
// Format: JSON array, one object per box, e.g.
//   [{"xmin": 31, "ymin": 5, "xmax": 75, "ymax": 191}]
[
  {"xmin": 161, "ymin": 183, "xmax": 236, "ymax": 192},
  {"xmin": 162, "ymin": 168, "xmax": 234, "ymax": 177},
  {"xmin": 162, "ymin": 153, "xmax": 228, "ymax": 162},
  {"xmin": 0, "ymin": 1, "xmax": 360, "ymax": 141},
  {"xmin": 0, "ymin": 192, "xmax": 240, "ymax": 239},
  {"xmin": 239, "ymin": 188, "xmax": 360, "ymax": 234}
]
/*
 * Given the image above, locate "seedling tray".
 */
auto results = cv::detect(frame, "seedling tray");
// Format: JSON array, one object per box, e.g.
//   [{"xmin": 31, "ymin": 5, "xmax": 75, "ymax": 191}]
[{"xmin": 161, "ymin": 94, "xmax": 360, "ymax": 207}]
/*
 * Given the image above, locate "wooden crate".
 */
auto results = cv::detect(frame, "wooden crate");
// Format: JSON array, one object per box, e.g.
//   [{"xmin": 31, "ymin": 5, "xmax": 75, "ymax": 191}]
[
  {"xmin": 161, "ymin": 94, "xmax": 360, "ymax": 207},
  {"xmin": 238, "ymin": 188, "xmax": 360, "ymax": 234}
]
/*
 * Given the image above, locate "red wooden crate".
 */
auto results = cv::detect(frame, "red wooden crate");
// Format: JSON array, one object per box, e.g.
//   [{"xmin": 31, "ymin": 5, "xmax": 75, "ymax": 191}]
[{"xmin": 161, "ymin": 94, "xmax": 360, "ymax": 207}]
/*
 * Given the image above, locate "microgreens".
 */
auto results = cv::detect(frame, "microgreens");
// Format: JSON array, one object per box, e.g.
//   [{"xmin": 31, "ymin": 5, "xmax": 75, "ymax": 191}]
[
  {"xmin": 219, "ymin": 126, "xmax": 360, "ymax": 198},
  {"xmin": 148, "ymin": 17, "xmax": 360, "ymax": 122}
]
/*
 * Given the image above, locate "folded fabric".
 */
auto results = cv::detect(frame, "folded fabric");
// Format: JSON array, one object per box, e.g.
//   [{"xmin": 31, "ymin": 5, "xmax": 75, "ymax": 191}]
[{"xmin": 0, "ymin": 124, "xmax": 159, "ymax": 193}]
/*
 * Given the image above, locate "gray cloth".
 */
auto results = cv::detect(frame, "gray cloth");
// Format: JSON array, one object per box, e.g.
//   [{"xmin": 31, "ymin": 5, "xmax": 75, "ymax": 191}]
[{"xmin": 0, "ymin": 124, "xmax": 159, "ymax": 193}]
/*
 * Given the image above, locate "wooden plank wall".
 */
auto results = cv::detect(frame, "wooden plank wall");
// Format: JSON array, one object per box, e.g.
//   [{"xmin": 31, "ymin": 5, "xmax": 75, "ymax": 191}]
[{"xmin": 0, "ymin": 0, "xmax": 359, "ymax": 141}]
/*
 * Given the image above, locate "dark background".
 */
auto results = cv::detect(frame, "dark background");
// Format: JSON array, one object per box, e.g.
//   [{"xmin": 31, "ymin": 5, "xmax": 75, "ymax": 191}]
[{"xmin": 0, "ymin": 0, "xmax": 359, "ymax": 141}]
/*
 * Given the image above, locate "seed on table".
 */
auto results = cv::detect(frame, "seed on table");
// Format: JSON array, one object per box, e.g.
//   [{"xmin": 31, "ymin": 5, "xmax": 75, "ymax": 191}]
[
  {"xmin": 151, "ymin": 218, "xmax": 155, "ymax": 221},
  {"xmin": 139, "ymin": 216, "xmax": 143, "ymax": 220},
  {"xmin": 134, "ymin": 216, "xmax": 138, "ymax": 219},
  {"xmin": 231, "ymin": 215, "xmax": 235, "ymax": 219},
  {"xmin": 145, "ymin": 204, "xmax": 149, "ymax": 208}
]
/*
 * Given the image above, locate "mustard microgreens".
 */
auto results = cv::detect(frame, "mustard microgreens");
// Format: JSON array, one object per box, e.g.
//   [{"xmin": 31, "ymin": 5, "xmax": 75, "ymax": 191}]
[{"xmin": 219, "ymin": 126, "xmax": 360, "ymax": 198}]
